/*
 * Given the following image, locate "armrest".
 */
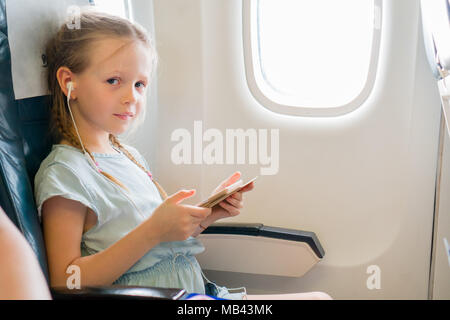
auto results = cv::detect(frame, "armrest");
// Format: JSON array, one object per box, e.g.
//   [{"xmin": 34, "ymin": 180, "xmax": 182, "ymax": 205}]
[
  {"xmin": 197, "ymin": 222, "xmax": 325, "ymax": 277},
  {"xmin": 50, "ymin": 285, "xmax": 188, "ymax": 300},
  {"xmin": 202, "ymin": 223, "xmax": 325, "ymax": 258}
]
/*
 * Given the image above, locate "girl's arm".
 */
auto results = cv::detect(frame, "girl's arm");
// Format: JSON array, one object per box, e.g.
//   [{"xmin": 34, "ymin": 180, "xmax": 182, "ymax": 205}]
[
  {"xmin": 0, "ymin": 207, "xmax": 52, "ymax": 299},
  {"xmin": 42, "ymin": 196, "xmax": 160, "ymax": 287},
  {"xmin": 42, "ymin": 190, "xmax": 210, "ymax": 288}
]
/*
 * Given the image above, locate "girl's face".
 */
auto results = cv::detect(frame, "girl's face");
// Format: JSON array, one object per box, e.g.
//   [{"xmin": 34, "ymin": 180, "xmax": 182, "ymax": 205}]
[{"xmin": 71, "ymin": 37, "xmax": 152, "ymax": 139}]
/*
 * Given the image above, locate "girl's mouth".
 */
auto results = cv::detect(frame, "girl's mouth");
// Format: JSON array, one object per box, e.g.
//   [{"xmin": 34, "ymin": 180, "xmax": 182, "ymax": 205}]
[{"xmin": 114, "ymin": 114, "xmax": 132, "ymax": 120}]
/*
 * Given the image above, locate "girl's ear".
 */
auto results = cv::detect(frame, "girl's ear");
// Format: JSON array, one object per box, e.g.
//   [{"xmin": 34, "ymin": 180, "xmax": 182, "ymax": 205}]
[{"xmin": 56, "ymin": 66, "xmax": 76, "ymax": 98}]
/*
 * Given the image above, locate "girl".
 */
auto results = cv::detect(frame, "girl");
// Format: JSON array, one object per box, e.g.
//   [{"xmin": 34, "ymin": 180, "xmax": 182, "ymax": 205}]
[{"xmin": 35, "ymin": 8, "xmax": 331, "ymax": 300}]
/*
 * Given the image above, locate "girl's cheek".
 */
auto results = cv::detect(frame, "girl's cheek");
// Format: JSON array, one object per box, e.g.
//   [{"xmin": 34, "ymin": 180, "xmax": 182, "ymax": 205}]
[{"xmin": 136, "ymin": 103, "xmax": 145, "ymax": 115}]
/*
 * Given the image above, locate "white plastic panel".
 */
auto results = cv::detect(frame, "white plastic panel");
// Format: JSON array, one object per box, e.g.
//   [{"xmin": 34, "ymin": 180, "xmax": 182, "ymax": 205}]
[
  {"xmin": 133, "ymin": 0, "xmax": 442, "ymax": 299},
  {"xmin": 197, "ymin": 234, "xmax": 320, "ymax": 277}
]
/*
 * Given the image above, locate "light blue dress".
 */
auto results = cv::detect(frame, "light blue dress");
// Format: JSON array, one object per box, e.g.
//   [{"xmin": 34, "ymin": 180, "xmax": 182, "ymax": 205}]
[{"xmin": 34, "ymin": 143, "xmax": 207, "ymax": 294}]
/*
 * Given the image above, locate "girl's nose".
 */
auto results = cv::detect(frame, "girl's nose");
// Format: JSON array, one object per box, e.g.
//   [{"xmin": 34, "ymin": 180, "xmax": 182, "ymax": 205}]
[{"xmin": 121, "ymin": 84, "xmax": 139, "ymax": 104}]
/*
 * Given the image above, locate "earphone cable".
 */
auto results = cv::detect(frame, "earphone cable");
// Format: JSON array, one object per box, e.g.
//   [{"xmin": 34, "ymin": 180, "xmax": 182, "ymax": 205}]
[{"xmin": 66, "ymin": 85, "xmax": 88, "ymax": 155}]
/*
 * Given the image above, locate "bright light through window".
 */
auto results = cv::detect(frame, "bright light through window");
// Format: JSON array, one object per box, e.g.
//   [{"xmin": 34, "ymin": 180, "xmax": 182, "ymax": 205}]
[
  {"xmin": 248, "ymin": 0, "xmax": 379, "ymax": 112},
  {"xmin": 92, "ymin": 0, "xmax": 128, "ymax": 19}
]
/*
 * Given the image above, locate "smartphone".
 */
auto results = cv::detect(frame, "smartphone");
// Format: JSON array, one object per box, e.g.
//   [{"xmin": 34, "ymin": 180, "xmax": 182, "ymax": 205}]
[{"xmin": 197, "ymin": 176, "xmax": 258, "ymax": 208}]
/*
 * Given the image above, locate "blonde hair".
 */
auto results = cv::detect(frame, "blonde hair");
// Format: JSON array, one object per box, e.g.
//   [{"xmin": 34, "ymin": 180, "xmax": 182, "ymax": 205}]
[{"xmin": 44, "ymin": 8, "xmax": 167, "ymax": 199}]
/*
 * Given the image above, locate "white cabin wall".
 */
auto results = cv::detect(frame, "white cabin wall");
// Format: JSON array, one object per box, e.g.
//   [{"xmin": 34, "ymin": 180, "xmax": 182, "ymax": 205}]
[
  {"xmin": 199, "ymin": 0, "xmax": 441, "ymax": 299},
  {"xmin": 131, "ymin": 0, "xmax": 442, "ymax": 299},
  {"xmin": 123, "ymin": 0, "xmax": 160, "ymax": 173},
  {"xmin": 129, "ymin": 0, "xmax": 206, "ymax": 194}
]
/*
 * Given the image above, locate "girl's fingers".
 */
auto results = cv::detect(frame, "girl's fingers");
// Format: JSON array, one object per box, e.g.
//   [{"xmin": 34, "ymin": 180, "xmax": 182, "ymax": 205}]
[
  {"xmin": 230, "ymin": 191, "xmax": 242, "ymax": 201},
  {"xmin": 168, "ymin": 189, "xmax": 196, "ymax": 204},
  {"xmin": 226, "ymin": 181, "xmax": 255, "ymax": 202},
  {"xmin": 240, "ymin": 182, "xmax": 255, "ymax": 193},
  {"xmin": 227, "ymin": 183, "xmax": 254, "ymax": 202},
  {"xmin": 225, "ymin": 196, "xmax": 243, "ymax": 208},
  {"xmin": 185, "ymin": 205, "xmax": 212, "ymax": 219},
  {"xmin": 219, "ymin": 201, "xmax": 240, "ymax": 216},
  {"xmin": 217, "ymin": 172, "xmax": 241, "ymax": 190}
]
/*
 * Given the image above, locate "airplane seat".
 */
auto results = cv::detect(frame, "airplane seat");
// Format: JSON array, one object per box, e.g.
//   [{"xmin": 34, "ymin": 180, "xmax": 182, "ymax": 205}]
[
  {"xmin": 0, "ymin": 0, "xmax": 325, "ymax": 299},
  {"xmin": 0, "ymin": 0, "xmax": 51, "ymax": 282}
]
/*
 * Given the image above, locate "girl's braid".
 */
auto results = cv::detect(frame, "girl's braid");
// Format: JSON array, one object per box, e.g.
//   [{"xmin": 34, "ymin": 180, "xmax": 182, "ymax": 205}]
[{"xmin": 109, "ymin": 134, "xmax": 168, "ymax": 200}]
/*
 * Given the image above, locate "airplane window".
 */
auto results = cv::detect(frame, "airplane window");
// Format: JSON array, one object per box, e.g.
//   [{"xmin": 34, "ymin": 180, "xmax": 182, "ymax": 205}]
[
  {"xmin": 91, "ymin": 0, "xmax": 130, "ymax": 19},
  {"xmin": 243, "ymin": 0, "xmax": 382, "ymax": 116}
]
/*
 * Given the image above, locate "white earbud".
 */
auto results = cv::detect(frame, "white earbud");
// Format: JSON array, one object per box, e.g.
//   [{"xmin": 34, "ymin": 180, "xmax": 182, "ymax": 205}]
[{"xmin": 66, "ymin": 82, "xmax": 74, "ymax": 100}]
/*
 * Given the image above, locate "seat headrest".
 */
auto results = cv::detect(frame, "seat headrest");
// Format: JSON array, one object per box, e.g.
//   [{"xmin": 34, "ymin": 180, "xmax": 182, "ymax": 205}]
[{"xmin": 5, "ymin": 0, "xmax": 91, "ymax": 100}]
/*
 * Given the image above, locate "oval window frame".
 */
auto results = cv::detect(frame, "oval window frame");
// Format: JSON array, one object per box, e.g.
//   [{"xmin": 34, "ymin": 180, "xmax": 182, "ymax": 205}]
[{"xmin": 242, "ymin": 0, "xmax": 383, "ymax": 117}]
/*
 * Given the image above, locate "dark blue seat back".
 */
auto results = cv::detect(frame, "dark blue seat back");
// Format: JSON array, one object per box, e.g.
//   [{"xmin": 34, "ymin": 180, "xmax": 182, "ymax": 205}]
[{"xmin": 0, "ymin": 0, "xmax": 56, "ymax": 283}]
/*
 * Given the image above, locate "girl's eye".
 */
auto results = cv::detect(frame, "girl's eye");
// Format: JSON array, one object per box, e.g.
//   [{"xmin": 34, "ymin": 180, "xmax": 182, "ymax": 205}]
[
  {"xmin": 107, "ymin": 78, "xmax": 119, "ymax": 85},
  {"xmin": 107, "ymin": 79, "xmax": 146, "ymax": 89},
  {"xmin": 136, "ymin": 81, "xmax": 146, "ymax": 89}
]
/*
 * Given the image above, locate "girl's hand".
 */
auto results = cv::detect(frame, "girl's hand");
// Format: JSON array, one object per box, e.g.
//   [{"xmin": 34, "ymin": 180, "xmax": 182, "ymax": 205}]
[
  {"xmin": 201, "ymin": 172, "xmax": 255, "ymax": 226},
  {"xmin": 148, "ymin": 189, "xmax": 212, "ymax": 242}
]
